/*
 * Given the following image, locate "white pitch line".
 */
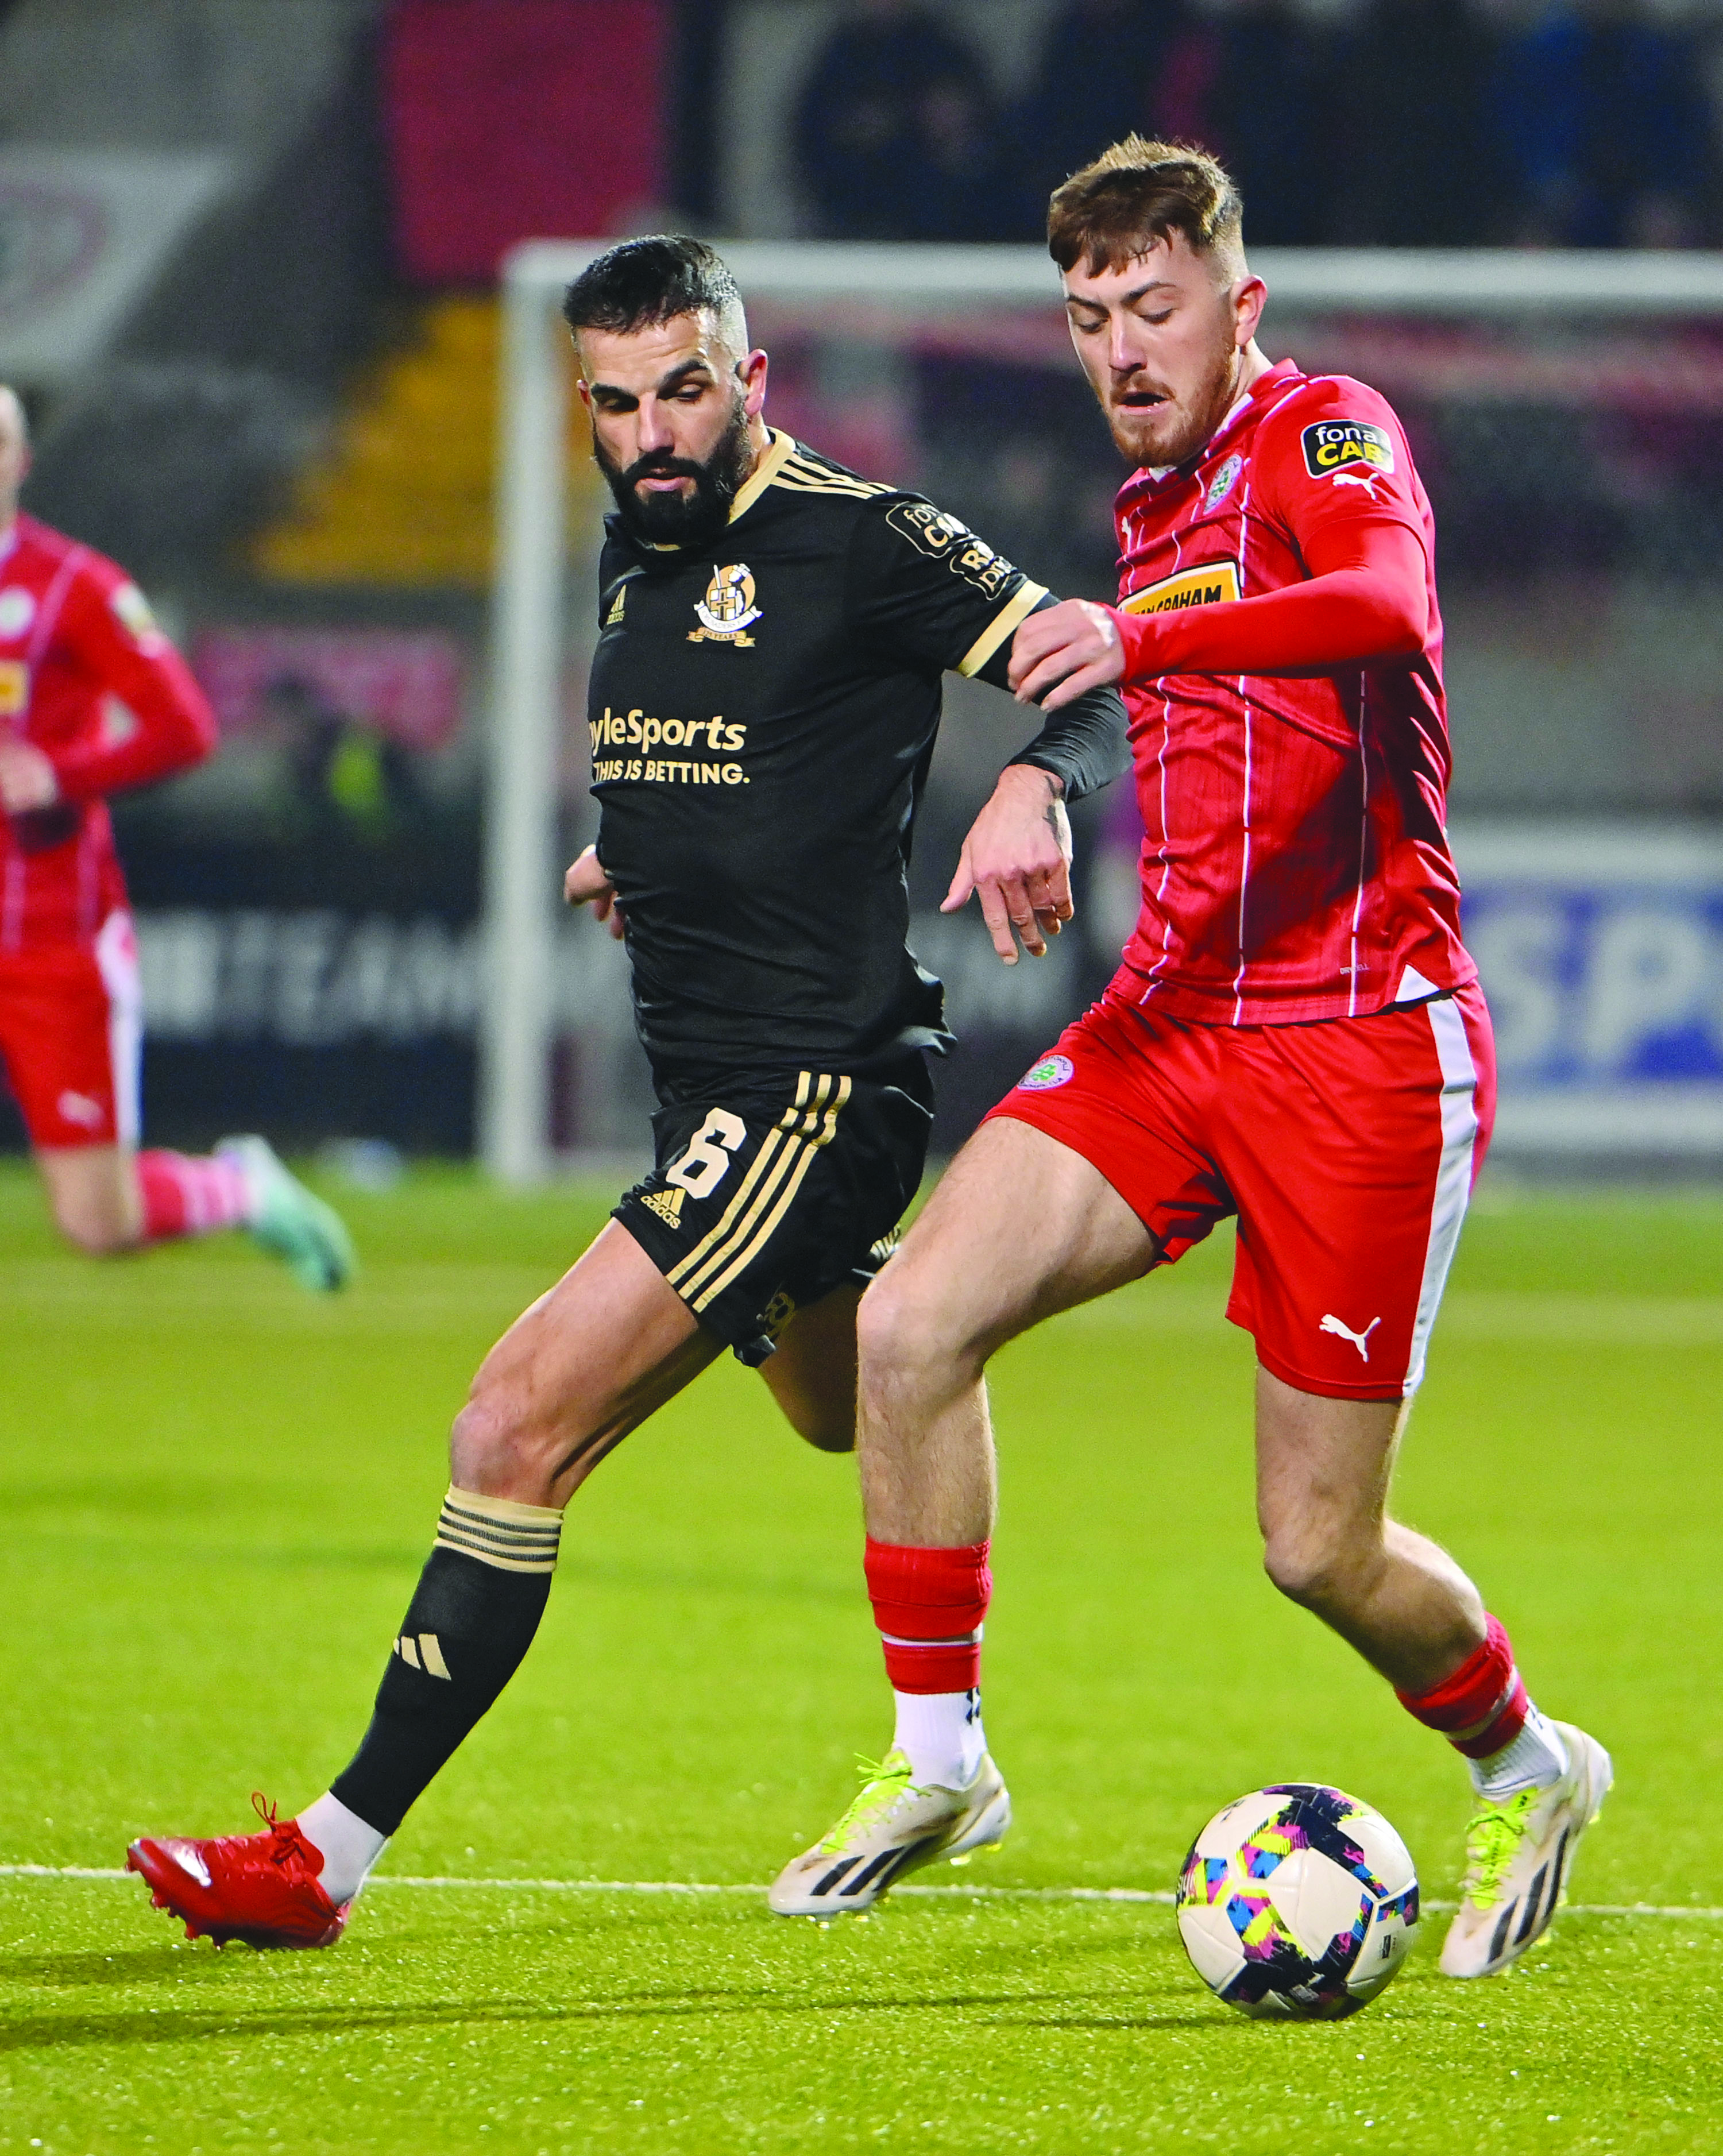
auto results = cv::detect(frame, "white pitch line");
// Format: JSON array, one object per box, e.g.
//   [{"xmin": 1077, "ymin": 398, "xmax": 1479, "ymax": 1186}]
[{"xmin": 3, "ymin": 1865, "xmax": 1721, "ymax": 1920}]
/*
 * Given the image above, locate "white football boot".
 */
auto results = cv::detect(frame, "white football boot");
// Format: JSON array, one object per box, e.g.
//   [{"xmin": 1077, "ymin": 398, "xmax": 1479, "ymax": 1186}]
[
  {"xmin": 769, "ymin": 1749, "xmax": 1011, "ymax": 1919},
  {"xmin": 1439, "ymin": 1721, "xmax": 1612, "ymax": 1979}
]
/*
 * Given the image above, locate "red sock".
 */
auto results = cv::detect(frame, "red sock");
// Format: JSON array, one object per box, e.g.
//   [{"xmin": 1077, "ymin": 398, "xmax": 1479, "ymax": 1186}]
[
  {"xmin": 864, "ymin": 1537, "xmax": 990, "ymax": 1693},
  {"xmin": 1396, "ymin": 1614, "xmax": 1529, "ymax": 1760},
  {"xmin": 136, "ymin": 1149, "xmax": 251, "ymax": 1243}
]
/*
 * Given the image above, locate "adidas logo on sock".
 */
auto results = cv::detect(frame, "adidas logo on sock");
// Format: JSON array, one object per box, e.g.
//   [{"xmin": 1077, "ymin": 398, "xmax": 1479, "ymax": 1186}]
[
  {"xmin": 393, "ymin": 1632, "xmax": 451, "ymax": 1678},
  {"xmin": 640, "ymin": 1187, "xmax": 685, "ymax": 1227}
]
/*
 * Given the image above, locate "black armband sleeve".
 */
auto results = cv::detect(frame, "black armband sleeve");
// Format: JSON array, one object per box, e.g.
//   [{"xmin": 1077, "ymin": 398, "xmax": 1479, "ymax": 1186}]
[
  {"xmin": 1005, "ymin": 682, "xmax": 1130, "ymax": 802},
  {"xmin": 972, "ymin": 597, "xmax": 1129, "ymax": 803}
]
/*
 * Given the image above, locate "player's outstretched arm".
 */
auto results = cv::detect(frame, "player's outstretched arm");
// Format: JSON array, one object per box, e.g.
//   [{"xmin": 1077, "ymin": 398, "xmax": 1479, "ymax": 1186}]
[
  {"xmin": 565, "ymin": 843, "xmax": 625, "ymax": 940},
  {"xmin": 944, "ymin": 763, "xmax": 1073, "ymax": 965},
  {"xmin": 1010, "ymin": 524, "xmax": 1431, "ymax": 706},
  {"xmin": 838, "ymin": 494, "xmax": 1125, "ymax": 961}
]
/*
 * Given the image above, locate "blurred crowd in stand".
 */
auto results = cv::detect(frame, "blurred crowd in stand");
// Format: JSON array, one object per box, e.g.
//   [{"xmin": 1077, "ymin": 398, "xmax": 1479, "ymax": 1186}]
[{"xmin": 792, "ymin": 0, "xmax": 1721, "ymax": 247}]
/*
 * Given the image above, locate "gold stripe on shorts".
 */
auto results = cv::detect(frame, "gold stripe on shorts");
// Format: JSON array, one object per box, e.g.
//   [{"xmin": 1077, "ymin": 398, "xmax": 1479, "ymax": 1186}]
[
  {"xmin": 664, "ymin": 1073, "xmax": 814, "ymax": 1289},
  {"xmin": 675, "ymin": 1126, "xmax": 816, "ymax": 1301},
  {"xmin": 690, "ymin": 1135, "xmax": 828, "ymax": 1312},
  {"xmin": 686, "ymin": 1077, "xmax": 852, "ymax": 1312}
]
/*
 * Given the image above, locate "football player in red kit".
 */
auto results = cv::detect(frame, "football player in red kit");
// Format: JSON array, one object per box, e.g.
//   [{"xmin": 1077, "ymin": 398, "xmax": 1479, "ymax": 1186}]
[
  {"xmin": 776, "ymin": 141, "xmax": 1609, "ymax": 1983},
  {"xmin": 0, "ymin": 386, "xmax": 352, "ymax": 1287}
]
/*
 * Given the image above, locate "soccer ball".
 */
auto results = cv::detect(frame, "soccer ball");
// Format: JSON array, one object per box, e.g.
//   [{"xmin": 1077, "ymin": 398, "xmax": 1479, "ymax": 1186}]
[{"xmin": 1176, "ymin": 1784, "xmax": 1419, "ymax": 2019}]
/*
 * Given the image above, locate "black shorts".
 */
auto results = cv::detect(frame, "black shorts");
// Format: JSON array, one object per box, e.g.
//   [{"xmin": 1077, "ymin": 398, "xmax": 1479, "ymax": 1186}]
[{"xmin": 615, "ymin": 1058, "xmax": 933, "ymax": 1365}]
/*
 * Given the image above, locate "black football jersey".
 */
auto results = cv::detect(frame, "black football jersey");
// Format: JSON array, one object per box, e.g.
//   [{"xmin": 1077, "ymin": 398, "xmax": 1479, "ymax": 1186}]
[{"xmin": 588, "ymin": 429, "xmax": 1123, "ymax": 1091}]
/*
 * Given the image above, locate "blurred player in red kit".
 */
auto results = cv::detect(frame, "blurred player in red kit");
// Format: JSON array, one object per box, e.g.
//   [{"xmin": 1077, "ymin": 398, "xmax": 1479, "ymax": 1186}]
[
  {"xmin": 778, "ymin": 141, "xmax": 1609, "ymax": 1983},
  {"xmin": 0, "ymin": 385, "xmax": 352, "ymax": 1287}
]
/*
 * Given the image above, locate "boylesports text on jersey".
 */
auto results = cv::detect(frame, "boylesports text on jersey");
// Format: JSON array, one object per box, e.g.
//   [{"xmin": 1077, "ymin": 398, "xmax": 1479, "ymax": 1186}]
[
  {"xmin": 590, "ymin": 708, "xmax": 751, "ymax": 787},
  {"xmin": 1119, "ymin": 559, "xmax": 1242, "ymax": 616},
  {"xmin": 591, "ymin": 707, "xmax": 748, "ymax": 754}
]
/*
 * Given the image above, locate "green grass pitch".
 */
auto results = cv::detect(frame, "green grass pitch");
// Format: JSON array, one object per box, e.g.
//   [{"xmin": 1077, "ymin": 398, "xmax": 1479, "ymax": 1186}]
[{"xmin": 2, "ymin": 1160, "xmax": 1722, "ymax": 2153}]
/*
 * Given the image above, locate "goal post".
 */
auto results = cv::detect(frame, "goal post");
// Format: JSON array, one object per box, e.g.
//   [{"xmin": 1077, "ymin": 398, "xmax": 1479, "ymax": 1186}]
[{"xmin": 483, "ymin": 242, "xmax": 1723, "ymax": 1183}]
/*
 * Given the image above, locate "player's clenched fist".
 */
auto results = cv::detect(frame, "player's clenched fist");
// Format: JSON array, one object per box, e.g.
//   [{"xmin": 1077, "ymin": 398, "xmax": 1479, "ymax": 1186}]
[
  {"xmin": 564, "ymin": 843, "xmax": 625, "ymax": 939},
  {"xmin": 1009, "ymin": 597, "xmax": 1124, "ymax": 712}
]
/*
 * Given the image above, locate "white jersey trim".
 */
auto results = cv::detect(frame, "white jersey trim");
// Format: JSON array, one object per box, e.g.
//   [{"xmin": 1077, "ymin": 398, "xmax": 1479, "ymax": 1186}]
[{"xmin": 1228, "ymin": 476, "xmax": 1255, "ymax": 1023}]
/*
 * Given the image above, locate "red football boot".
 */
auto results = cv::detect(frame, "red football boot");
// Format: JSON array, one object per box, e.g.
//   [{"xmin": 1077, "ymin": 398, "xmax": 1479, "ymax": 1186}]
[{"xmin": 126, "ymin": 1792, "xmax": 350, "ymax": 1949}]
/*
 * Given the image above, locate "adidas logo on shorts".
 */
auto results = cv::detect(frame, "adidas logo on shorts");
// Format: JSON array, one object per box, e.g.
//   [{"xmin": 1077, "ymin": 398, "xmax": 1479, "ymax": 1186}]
[{"xmin": 640, "ymin": 1187, "xmax": 686, "ymax": 1228}]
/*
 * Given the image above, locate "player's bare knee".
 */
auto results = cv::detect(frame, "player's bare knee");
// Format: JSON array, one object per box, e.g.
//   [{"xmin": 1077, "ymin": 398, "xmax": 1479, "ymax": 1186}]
[
  {"xmin": 449, "ymin": 1380, "xmax": 558, "ymax": 1489},
  {"xmin": 857, "ymin": 1266, "xmax": 980, "ymax": 1389},
  {"xmin": 1261, "ymin": 1521, "xmax": 1374, "ymax": 1614}
]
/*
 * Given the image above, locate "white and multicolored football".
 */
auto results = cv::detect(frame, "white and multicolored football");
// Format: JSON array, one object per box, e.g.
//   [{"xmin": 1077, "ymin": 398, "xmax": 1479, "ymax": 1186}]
[{"xmin": 1176, "ymin": 1783, "xmax": 1419, "ymax": 2019}]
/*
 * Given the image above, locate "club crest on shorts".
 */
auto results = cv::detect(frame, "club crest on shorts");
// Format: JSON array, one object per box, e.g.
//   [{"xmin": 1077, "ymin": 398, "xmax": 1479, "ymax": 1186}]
[
  {"xmin": 689, "ymin": 563, "xmax": 762, "ymax": 646},
  {"xmin": 1017, "ymin": 1053, "xmax": 1075, "ymax": 1091}
]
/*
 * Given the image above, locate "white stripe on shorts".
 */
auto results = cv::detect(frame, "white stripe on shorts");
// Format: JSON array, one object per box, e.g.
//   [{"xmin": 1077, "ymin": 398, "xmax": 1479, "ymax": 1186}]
[
  {"xmin": 1404, "ymin": 996, "xmax": 1480, "ymax": 1394},
  {"xmin": 94, "ymin": 910, "xmax": 141, "ymax": 1149}
]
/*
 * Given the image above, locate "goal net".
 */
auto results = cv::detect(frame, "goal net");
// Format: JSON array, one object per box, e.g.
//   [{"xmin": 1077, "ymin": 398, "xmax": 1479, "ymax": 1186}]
[{"xmin": 485, "ymin": 244, "xmax": 1723, "ymax": 1181}]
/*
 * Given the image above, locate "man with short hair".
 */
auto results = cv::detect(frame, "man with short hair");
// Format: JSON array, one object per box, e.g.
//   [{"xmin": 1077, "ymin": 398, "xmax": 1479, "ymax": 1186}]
[
  {"xmin": 0, "ymin": 385, "xmax": 353, "ymax": 1287},
  {"xmin": 775, "ymin": 140, "xmax": 1608, "ymax": 1985},
  {"xmin": 126, "ymin": 237, "xmax": 1127, "ymax": 1946}
]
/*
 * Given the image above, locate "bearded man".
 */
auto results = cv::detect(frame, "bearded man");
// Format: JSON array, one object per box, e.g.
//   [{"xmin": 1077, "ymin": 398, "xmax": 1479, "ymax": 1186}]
[
  {"xmin": 776, "ymin": 140, "xmax": 1609, "ymax": 1986},
  {"xmin": 125, "ymin": 235, "xmax": 1126, "ymax": 1945}
]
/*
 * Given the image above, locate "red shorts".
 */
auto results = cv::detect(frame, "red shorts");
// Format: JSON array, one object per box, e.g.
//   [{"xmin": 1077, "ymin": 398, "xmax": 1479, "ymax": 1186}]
[
  {"xmin": 0, "ymin": 911, "xmax": 141, "ymax": 1150},
  {"xmin": 987, "ymin": 976, "xmax": 1496, "ymax": 1401}
]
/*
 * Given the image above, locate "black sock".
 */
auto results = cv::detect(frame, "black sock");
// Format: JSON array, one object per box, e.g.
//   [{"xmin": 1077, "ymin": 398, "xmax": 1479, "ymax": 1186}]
[{"xmin": 331, "ymin": 1489, "xmax": 562, "ymax": 1836}]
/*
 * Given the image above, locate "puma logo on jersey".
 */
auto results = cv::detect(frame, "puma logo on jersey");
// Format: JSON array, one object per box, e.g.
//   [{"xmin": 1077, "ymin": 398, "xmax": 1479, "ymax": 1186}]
[
  {"xmin": 639, "ymin": 1186, "xmax": 686, "ymax": 1227},
  {"xmin": 1331, "ymin": 470, "xmax": 1385, "ymax": 500},
  {"xmin": 393, "ymin": 1632, "xmax": 451, "ymax": 1678},
  {"xmin": 1320, "ymin": 1312, "xmax": 1382, "ymax": 1362}
]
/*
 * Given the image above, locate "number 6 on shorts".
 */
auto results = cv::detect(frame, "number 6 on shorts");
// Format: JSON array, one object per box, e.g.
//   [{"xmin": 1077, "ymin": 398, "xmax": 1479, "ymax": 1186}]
[{"xmin": 665, "ymin": 1108, "xmax": 748, "ymax": 1199}]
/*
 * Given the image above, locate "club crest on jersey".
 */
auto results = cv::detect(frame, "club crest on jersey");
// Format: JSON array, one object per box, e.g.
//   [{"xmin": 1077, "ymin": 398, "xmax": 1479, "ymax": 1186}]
[
  {"xmin": 1119, "ymin": 560, "xmax": 1241, "ymax": 616},
  {"xmin": 689, "ymin": 563, "xmax": 762, "ymax": 646},
  {"xmin": 1204, "ymin": 454, "xmax": 1243, "ymax": 511},
  {"xmin": 0, "ymin": 660, "xmax": 27, "ymax": 716},
  {"xmin": 1301, "ymin": 419, "xmax": 1394, "ymax": 482},
  {"xmin": 1017, "ymin": 1053, "xmax": 1075, "ymax": 1091},
  {"xmin": 0, "ymin": 588, "xmax": 36, "ymax": 639}
]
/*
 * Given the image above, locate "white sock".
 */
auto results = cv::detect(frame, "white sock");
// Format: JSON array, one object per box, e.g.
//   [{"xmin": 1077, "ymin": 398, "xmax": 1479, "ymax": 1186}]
[
  {"xmin": 296, "ymin": 1792, "xmax": 389, "ymax": 1906},
  {"xmin": 1469, "ymin": 1705, "xmax": 1569, "ymax": 1800},
  {"xmin": 891, "ymin": 1689, "xmax": 986, "ymax": 1788}
]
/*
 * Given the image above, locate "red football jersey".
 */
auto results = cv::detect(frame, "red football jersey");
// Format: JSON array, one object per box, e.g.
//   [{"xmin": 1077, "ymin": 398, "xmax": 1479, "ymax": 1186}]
[
  {"xmin": 0, "ymin": 513, "xmax": 215, "ymax": 951},
  {"xmin": 1112, "ymin": 358, "xmax": 1473, "ymax": 1025}
]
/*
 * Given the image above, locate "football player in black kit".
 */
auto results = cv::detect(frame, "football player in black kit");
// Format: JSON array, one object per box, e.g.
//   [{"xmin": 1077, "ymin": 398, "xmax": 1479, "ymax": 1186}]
[{"xmin": 126, "ymin": 237, "xmax": 1126, "ymax": 1946}]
